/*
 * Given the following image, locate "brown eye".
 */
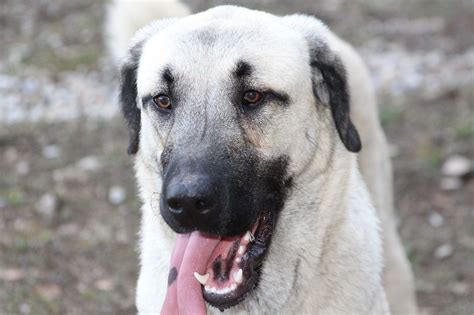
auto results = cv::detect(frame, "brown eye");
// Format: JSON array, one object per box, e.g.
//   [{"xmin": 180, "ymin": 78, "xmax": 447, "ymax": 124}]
[
  {"xmin": 242, "ymin": 90, "xmax": 263, "ymax": 106},
  {"xmin": 153, "ymin": 94, "xmax": 172, "ymax": 109}
]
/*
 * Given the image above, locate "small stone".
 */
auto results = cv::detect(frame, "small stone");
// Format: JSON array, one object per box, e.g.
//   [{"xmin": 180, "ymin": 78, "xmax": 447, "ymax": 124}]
[
  {"xmin": 440, "ymin": 177, "xmax": 462, "ymax": 191},
  {"xmin": 434, "ymin": 243, "xmax": 454, "ymax": 259},
  {"xmin": 35, "ymin": 283, "xmax": 62, "ymax": 301},
  {"xmin": 76, "ymin": 155, "xmax": 102, "ymax": 172},
  {"xmin": 428, "ymin": 211, "xmax": 444, "ymax": 227},
  {"xmin": 36, "ymin": 193, "xmax": 59, "ymax": 218},
  {"xmin": 441, "ymin": 154, "xmax": 472, "ymax": 177},
  {"xmin": 0, "ymin": 268, "xmax": 25, "ymax": 281},
  {"xmin": 16, "ymin": 160, "xmax": 30, "ymax": 175},
  {"xmin": 19, "ymin": 303, "xmax": 31, "ymax": 314},
  {"xmin": 95, "ymin": 279, "xmax": 114, "ymax": 291},
  {"xmin": 109, "ymin": 186, "xmax": 126, "ymax": 205},
  {"xmin": 449, "ymin": 281, "xmax": 470, "ymax": 296},
  {"xmin": 42, "ymin": 145, "xmax": 61, "ymax": 159}
]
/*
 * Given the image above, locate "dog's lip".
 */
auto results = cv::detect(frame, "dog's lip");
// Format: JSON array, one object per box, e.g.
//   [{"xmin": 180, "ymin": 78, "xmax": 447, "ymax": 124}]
[{"xmin": 200, "ymin": 209, "xmax": 276, "ymax": 310}]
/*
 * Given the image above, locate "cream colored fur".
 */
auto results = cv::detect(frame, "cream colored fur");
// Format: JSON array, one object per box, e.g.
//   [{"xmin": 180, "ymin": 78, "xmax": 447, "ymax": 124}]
[{"xmin": 107, "ymin": 1, "xmax": 417, "ymax": 314}]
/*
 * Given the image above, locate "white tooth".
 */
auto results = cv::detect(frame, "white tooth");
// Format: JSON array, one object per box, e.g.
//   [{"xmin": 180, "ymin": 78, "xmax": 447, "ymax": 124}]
[
  {"xmin": 238, "ymin": 245, "xmax": 245, "ymax": 255},
  {"xmin": 249, "ymin": 231, "xmax": 255, "ymax": 242},
  {"xmin": 193, "ymin": 272, "xmax": 209, "ymax": 285},
  {"xmin": 243, "ymin": 231, "xmax": 251, "ymax": 242},
  {"xmin": 230, "ymin": 283, "xmax": 237, "ymax": 291},
  {"xmin": 233, "ymin": 269, "xmax": 243, "ymax": 284},
  {"xmin": 205, "ymin": 285, "xmax": 210, "ymax": 292},
  {"xmin": 210, "ymin": 287, "xmax": 217, "ymax": 294},
  {"xmin": 221, "ymin": 287, "xmax": 231, "ymax": 294},
  {"xmin": 235, "ymin": 257, "xmax": 241, "ymax": 263}
]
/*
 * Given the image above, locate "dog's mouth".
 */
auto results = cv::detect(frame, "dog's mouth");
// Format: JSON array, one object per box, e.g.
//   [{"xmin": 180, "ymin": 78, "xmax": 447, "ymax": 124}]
[
  {"xmin": 202, "ymin": 209, "xmax": 274, "ymax": 310},
  {"xmin": 161, "ymin": 209, "xmax": 275, "ymax": 313}
]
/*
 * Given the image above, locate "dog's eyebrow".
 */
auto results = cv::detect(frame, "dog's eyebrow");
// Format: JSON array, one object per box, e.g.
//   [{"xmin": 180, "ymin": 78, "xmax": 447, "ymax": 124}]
[
  {"xmin": 234, "ymin": 61, "xmax": 252, "ymax": 78},
  {"xmin": 162, "ymin": 67, "xmax": 174, "ymax": 84},
  {"xmin": 267, "ymin": 90, "xmax": 290, "ymax": 105}
]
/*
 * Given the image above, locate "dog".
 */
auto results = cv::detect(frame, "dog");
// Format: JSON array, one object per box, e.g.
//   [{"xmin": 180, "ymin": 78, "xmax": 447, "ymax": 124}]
[{"xmin": 106, "ymin": 1, "xmax": 418, "ymax": 314}]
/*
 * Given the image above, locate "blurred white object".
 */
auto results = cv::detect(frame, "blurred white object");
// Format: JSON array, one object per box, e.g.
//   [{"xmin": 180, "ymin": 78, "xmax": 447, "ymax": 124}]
[
  {"xmin": 42, "ymin": 145, "xmax": 61, "ymax": 159},
  {"xmin": 76, "ymin": 155, "xmax": 102, "ymax": 172},
  {"xmin": 441, "ymin": 154, "xmax": 472, "ymax": 177},
  {"xmin": 427, "ymin": 211, "xmax": 444, "ymax": 227},
  {"xmin": 434, "ymin": 243, "xmax": 454, "ymax": 260},
  {"xmin": 439, "ymin": 177, "xmax": 462, "ymax": 191},
  {"xmin": 105, "ymin": 0, "xmax": 191, "ymax": 64},
  {"xmin": 36, "ymin": 193, "xmax": 59, "ymax": 219},
  {"xmin": 109, "ymin": 185, "xmax": 126, "ymax": 205}
]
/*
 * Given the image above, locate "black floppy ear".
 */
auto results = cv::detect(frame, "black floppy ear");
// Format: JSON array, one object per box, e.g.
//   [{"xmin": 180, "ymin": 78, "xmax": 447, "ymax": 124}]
[
  {"xmin": 281, "ymin": 14, "xmax": 361, "ymax": 152},
  {"xmin": 311, "ymin": 52, "xmax": 361, "ymax": 153},
  {"xmin": 117, "ymin": 19, "xmax": 179, "ymax": 155},
  {"xmin": 120, "ymin": 55, "xmax": 141, "ymax": 155},
  {"xmin": 119, "ymin": 36, "xmax": 146, "ymax": 155}
]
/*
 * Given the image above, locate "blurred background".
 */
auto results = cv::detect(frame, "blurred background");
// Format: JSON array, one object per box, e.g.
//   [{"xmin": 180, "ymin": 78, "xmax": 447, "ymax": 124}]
[{"xmin": 0, "ymin": 0, "xmax": 472, "ymax": 314}]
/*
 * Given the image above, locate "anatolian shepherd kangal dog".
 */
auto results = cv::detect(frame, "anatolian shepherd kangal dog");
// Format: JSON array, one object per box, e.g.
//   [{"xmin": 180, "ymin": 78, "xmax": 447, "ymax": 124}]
[{"xmin": 106, "ymin": 1, "xmax": 418, "ymax": 314}]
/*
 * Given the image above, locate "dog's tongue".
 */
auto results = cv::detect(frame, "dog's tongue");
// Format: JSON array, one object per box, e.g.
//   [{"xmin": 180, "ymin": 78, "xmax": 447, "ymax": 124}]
[{"xmin": 161, "ymin": 231, "xmax": 220, "ymax": 315}]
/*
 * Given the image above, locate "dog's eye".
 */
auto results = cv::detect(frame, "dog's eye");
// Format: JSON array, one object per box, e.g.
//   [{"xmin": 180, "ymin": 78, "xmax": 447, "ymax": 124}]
[
  {"xmin": 153, "ymin": 94, "xmax": 172, "ymax": 110},
  {"xmin": 242, "ymin": 90, "xmax": 263, "ymax": 106}
]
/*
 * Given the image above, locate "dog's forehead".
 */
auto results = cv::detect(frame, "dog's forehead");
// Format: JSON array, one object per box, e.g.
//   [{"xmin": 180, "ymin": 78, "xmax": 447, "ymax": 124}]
[{"xmin": 137, "ymin": 9, "xmax": 310, "ymax": 96}]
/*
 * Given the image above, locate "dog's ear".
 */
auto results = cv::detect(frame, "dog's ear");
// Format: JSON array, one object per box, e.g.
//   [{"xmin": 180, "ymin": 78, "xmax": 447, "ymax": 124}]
[
  {"xmin": 118, "ymin": 19, "xmax": 179, "ymax": 154},
  {"xmin": 120, "ymin": 48, "xmax": 141, "ymax": 154},
  {"xmin": 310, "ymin": 50, "xmax": 361, "ymax": 152},
  {"xmin": 283, "ymin": 15, "xmax": 361, "ymax": 152}
]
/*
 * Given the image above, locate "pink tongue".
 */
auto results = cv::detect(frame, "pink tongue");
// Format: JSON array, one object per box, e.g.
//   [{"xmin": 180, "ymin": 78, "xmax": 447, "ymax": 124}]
[{"xmin": 161, "ymin": 231, "xmax": 220, "ymax": 315}]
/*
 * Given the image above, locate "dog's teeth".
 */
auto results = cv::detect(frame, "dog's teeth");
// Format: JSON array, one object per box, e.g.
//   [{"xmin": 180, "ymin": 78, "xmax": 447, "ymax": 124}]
[
  {"xmin": 230, "ymin": 283, "xmax": 237, "ymax": 291},
  {"xmin": 193, "ymin": 272, "xmax": 209, "ymax": 285},
  {"xmin": 210, "ymin": 287, "xmax": 217, "ymax": 294},
  {"xmin": 220, "ymin": 287, "xmax": 231, "ymax": 295},
  {"xmin": 235, "ymin": 257, "xmax": 241, "ymax": 263},
  {"xmin": 238, "ymin": 245, "xmax": 245, "ymax": 255},
  {"xmin": 243, "ymin": 231, "xmax": 251, "ymax": 242},
  {"xmin": 249, "ymin": 231, "xmax": 255, "ymax": 242},
  {"xmin": 205, "ymin": 285, "xmax": 210, "ymax": 292},
  {"xmin": 233, "ymin": 269, "xmax": 243, "ymax": 284}
]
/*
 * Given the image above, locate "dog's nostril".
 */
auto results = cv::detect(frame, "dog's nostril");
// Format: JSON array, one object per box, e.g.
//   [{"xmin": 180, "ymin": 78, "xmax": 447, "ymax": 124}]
[
  {"xmin": 167, "ymin": 198, "xmax": 183, "ymax": 213},
  {"xmin": 195, "ymin": 198, "xmax": 213, "ymax": 213}
]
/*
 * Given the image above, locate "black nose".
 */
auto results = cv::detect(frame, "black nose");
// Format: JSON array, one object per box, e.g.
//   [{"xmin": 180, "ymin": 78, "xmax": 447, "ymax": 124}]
[{"xmin": 165, "ymin": 173, "xmax": 218, "ymax": 218}]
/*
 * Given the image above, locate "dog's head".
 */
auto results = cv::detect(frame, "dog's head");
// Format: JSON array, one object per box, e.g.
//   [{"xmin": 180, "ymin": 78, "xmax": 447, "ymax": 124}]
[{"xmin": 120, "ymin": 6, "xmax": 360, "ymax": 312}]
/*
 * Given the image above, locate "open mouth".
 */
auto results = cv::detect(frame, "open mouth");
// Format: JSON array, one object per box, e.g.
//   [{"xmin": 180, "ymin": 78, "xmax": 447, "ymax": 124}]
[
  {"xmin": 200, "ymin": 209, "xmax": 275, "ymax": 310},
  {"xmin": 161, "ymin": 209, "xmax": 276, "ymax": 313}
]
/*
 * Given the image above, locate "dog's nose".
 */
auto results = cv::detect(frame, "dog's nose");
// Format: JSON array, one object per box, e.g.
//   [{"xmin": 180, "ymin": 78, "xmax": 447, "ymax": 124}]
[{"xmin": 165, "ymin": 173, "xmax": 218, "ymax": 218}]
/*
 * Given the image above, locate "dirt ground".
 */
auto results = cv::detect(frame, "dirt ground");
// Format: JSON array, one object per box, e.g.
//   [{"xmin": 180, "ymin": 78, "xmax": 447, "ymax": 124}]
[{"xmin": 0, "ymin": 0, "xmax": 472, "ymax": 314}]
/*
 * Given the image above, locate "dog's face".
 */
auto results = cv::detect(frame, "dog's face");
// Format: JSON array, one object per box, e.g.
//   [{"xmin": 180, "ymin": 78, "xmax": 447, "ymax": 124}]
[{"xmin": 120, "ymin": 6, "xmax": 360, "ymax": 312}]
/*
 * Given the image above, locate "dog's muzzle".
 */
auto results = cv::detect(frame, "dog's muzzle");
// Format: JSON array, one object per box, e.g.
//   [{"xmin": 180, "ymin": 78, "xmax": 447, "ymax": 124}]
[{"xmin": 159, "ymin": 150, "xmax": 261, "ymax": 236}]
